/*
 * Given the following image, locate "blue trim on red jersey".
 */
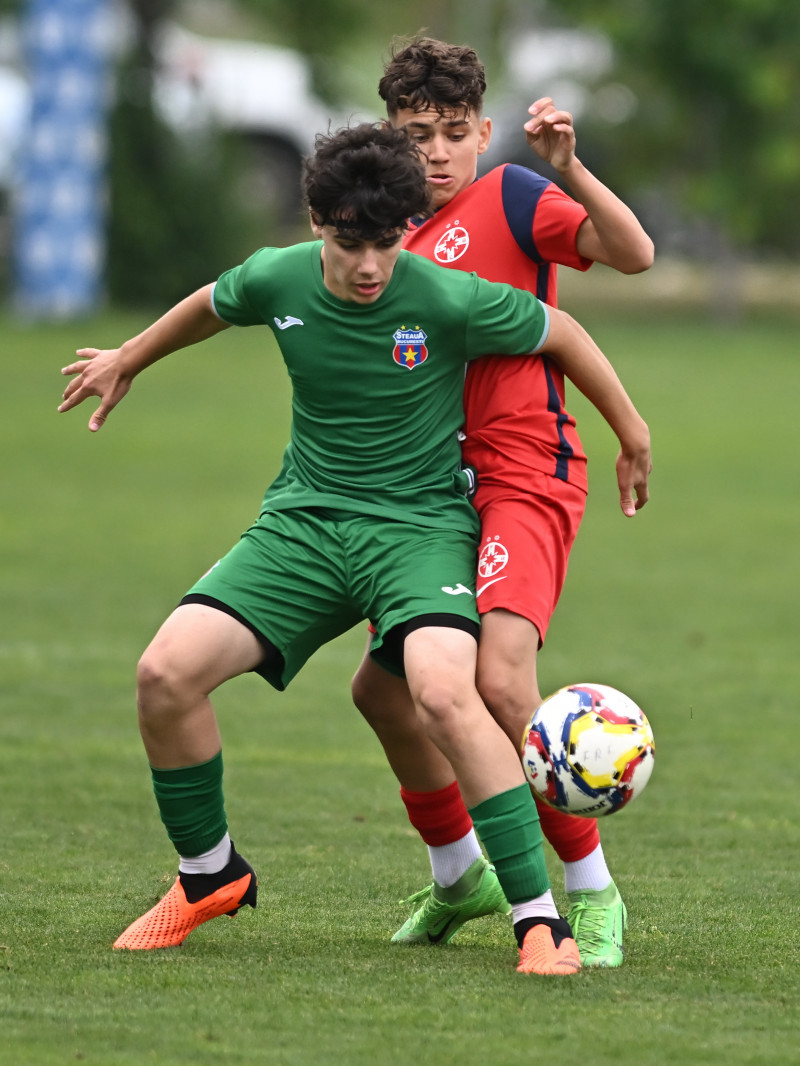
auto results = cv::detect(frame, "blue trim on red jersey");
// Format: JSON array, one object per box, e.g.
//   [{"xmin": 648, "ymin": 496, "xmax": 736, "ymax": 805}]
[
  {"xmin": 501, "ymin": 165, "xmax": 554, "ymax": 304},
  {"xmin": 543, "ymin": 358, "xmax": 575, "ymax": 481}
]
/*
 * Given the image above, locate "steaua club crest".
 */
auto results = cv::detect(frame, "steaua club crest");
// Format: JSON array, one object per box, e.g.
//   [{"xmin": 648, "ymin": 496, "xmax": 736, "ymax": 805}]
[{"xmin": 392, "ymin": 326, "xmax": 429, "ymax": 370}]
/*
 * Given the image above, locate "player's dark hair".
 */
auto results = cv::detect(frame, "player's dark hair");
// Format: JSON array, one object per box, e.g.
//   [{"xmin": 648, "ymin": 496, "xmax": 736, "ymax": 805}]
[
  {"xmin": 379, "ymin": 35, "xmax": 486, "ymax": 117},
  {"xmin": 303, "ymin": 122, "xmax": 432, "ymax": 238}
]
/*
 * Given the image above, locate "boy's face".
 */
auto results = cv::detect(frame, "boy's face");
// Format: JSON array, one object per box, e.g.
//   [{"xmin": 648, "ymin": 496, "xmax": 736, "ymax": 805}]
[
  {"xmin": 391, "ymin": 106, "xmax": 492, "ymax": 210},
  {"xmin": 311, "ymin": 217, "xmax": 405, "ymax": 304}
]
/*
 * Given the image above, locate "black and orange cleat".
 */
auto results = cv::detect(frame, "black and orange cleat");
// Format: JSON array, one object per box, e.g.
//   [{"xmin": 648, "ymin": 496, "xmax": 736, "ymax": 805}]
[
  {"xmin": 113, "ymin": 846, "xmax": 257, "ymax": 950},
  {"xmin": 515, "ymin": 916, "xmax": 581, "ymax": 975}
]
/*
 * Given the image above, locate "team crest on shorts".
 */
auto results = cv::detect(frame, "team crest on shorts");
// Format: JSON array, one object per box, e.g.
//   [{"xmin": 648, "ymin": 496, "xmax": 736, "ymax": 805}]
[
  {"xmin": 393, "ymin": 326, "xmax": 428, "ymax": 370},
  {"xmin": 435, "ymin": 223, "xmax": 469, "ymax": 263},
  {"xmin": 478, "ymin": 536, "xmax": 509, "ymax": 577}
]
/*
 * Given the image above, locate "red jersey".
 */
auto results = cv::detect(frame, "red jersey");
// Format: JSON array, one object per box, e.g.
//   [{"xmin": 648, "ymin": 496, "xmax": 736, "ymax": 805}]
[{"xmin": 403, "ymin": 164, "xmax": 592, "ymax": 493}]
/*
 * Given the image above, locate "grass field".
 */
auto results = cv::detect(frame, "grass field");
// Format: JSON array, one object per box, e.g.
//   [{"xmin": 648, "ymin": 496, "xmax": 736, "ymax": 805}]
[{"xmin": 1, "ymin": 298, "xmax": 799, "ymax": 1065}]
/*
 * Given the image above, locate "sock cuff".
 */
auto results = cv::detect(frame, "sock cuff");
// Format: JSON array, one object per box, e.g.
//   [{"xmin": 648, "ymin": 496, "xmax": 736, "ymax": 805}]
[
  {"xmin": 399, "ymin": 781, "xmax": 473, "ymax": 847},
  {"xmin": 150, "ymin": 750, "xmax": 223, "ymax": 783},
  {"xmin": 468, "ymin": 782, "xmax": 533, "ymax": 824},
  {"xmin": 536, "ymin": 797, "xmax": 600, "ymax": 862}
]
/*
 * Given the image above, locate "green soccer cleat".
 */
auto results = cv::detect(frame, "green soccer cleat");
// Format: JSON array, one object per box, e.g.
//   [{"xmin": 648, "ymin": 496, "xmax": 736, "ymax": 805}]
[
  {"xmin": 391, "ymin": 856, "xmax": 511, "ymax": 945},
  {"xmin": 567, "ymin": 881, "xmax": 628, "ymax": 968}
]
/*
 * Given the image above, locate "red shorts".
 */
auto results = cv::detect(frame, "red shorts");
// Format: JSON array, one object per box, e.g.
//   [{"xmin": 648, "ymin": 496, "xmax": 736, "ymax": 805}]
[{"xmin": 473, "ymin": 475, "xmax": 586, "ymax": 644}]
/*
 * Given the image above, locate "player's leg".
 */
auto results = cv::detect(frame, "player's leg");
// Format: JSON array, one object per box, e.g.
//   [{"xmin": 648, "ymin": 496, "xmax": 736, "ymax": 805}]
[
  {"xmin": 352, "ymin": 639, "xmax": 455, "ymax": 792},
  {"xmin": 114, "ymin": 602, "xmax": 267, "ymax": 949},
  {"xmin": 403, "ymin": 623, "xmax": 579, "ymax": 975},
  {"xmin": 352, "ymin": 648, "xmax": 508, "ymax": 942},
  {"xmin": 116, "ymin": 508, "xmax": 359, "ymax": 950},
  {"xmin": 475, "ymin": 480, "xmax": 627, "ymax": 966},
  {"xmin": 357, "ymin": 515, "xmax": 574, "ymax": 971},
  {"xmin": 476, "ymin": 610, "xmax": 611, "ymax": 888}
]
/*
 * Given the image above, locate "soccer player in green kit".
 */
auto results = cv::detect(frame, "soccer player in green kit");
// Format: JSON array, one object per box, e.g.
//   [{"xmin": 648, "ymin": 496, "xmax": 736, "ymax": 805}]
[{"xmin": 58, "ymin": 123, "xmax": 650, "ymax": 975}]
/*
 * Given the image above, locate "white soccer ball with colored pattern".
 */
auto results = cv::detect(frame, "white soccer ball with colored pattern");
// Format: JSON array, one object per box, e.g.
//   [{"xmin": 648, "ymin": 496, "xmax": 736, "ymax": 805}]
[{"xmin": 523, "ymin": 683, "xmax": 655, "ymax": 817}]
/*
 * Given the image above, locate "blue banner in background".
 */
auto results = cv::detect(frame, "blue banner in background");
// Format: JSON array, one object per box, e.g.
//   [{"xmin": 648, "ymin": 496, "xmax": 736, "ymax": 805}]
[{"xmin": 13, "ymin": 0, "xmax": 114, "ymax": 319}]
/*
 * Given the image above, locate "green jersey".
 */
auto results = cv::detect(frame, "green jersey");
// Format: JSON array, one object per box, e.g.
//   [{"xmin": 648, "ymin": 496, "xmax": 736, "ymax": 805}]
[{"xmin": 212, "ymin": 241, "xmax": 549, "ymax": 532}]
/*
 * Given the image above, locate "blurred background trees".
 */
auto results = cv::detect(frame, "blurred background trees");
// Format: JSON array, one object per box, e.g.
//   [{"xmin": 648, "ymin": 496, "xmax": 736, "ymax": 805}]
[
  {"xmin": 107, "ymin": 0, "xmax": 260, "ymax": 304},
  {"xmin": 2, "ymin": 0, "xmax": 798, "ymax": 313},
  {"xmin": 564, "ymin": 0, "xmax": 800, "ymax": 258}
]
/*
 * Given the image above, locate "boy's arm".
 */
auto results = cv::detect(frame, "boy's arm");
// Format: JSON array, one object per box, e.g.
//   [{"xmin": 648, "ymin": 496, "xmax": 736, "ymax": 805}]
[
  {"xmin": 524, "ymin": 97, "xmax": 654, "ymax": 274},
  {"xmin": 540, "ymin": 306, "xmax": 651, "ymax": 516},
  {"xmin": 58, "ymin": 284, "xmax": 228, "ymax": 432}
]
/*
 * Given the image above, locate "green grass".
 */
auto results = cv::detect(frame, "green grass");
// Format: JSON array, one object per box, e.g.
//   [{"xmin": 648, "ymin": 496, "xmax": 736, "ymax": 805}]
[{"xmin": 1, "ymin": 306, "xmax": 799, "ymax": 1065}]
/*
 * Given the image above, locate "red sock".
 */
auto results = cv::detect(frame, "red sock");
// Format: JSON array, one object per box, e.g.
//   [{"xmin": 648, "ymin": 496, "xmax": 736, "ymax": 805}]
[
  {"xmin": 536, "ymin": 799, "xmax": 600, "ymax": 862},
  {"xmin": 399, "ymin": 781, "xmax": 474, "ymax": 847}
]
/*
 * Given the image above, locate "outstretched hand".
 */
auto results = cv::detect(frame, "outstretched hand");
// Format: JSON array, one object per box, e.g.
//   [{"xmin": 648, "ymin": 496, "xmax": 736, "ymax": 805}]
[
  {"xmin": 524, "ymin": 97, "xmax": 577, "ymax": 172},
  {"xmin": 616, "ymin": 444, "xmax": 652, "ymax": 517},
  {"xmin": 58, "ymin": 348, "xmax": 133, "ymax": 432}
]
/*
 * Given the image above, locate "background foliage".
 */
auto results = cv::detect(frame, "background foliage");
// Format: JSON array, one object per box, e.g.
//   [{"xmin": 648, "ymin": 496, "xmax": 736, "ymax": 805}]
[
  {"xmin": 227, "ymin": 0, "xmax": 800, "ymax": 258},
  {"xmin": 5, "ymin": 0, "xmax": 798, "ymax": 307},
  {"xmin": 563, "ymin": 0, "xmax": 800, "ymax": 255}
]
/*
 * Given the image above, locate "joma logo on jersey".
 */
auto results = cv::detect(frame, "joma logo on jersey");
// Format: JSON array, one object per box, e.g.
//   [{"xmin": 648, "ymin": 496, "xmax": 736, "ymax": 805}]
[{"xmin": 392, "ymin": 327, "xmax": 428, "ymax": 370}]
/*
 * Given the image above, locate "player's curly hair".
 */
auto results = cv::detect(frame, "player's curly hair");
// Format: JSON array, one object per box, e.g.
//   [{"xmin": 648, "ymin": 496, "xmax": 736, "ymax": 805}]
[
  {"xmin": 303, "ymin": 122, "xmax": 432, "ymax": 238},
  {"xmin": 378, "ymin": 36, "xmax": 486, "ymax": 117}
]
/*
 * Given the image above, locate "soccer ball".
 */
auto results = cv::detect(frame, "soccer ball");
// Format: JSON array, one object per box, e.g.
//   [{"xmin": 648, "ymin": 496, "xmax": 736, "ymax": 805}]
[{"xmin": 522, "ymin": 683, "xmax": 655, "ymax": 817}]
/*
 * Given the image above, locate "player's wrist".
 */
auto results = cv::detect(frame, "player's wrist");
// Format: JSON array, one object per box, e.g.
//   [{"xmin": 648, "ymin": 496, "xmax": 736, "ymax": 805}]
[
  {"xmin": 618, "ymin": 426, "xmax": 652, "ymax": 460},
  {"xmin": 616, "ymin": 416, "xmax": 650, "ymax": 456},
  {"xmin": 115, "ymin": 338, "xmax": 152, "ymax": 379},
  {"xmin": 553, "ymin": 154, "xmax": 583, "ymax": 180}
]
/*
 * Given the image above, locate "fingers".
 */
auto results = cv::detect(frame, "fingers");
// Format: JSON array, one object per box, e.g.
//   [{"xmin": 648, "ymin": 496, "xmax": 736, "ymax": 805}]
[
  {"xmin": 619, "ymin": 484, "xmax": 649, "ymax": 517},
  {"xmin": 528, "ymin": 97, "xmax": 554, "ymax": 120},
  {"xmin": 619, "ymin": 491, "xmax": 637, "ymax": 518},
  {"xmin": 58, "ymin": 365, "xmax": 93, "ymax": 411},
  {"xmin": 621, "ymin": 487, "xmax": 649, "ymax": 516},
  {"xmin": 88, "ymin": 403, "xmax": 110, "ymax": 433},
  {"xmin": 61, "ymin": 348, "xmax": 99, "ymax": 375},
  {"xmin": 57, "ymin": 348, "xmax": 113, "ymax": 430},
  {"xmin": 617, "ymin": 453, "xmax": 652, "ymax": 516},
  {"xmin": 525, "ymin": 98, "xmax": 574, "ymax": 134},
  {"xmin": 59, "ymin": 351, "xmax": 98, "ymax": 408},
  {"xmin": 57, "ymin": 380, "xmax": 112, "ymax": 431}
]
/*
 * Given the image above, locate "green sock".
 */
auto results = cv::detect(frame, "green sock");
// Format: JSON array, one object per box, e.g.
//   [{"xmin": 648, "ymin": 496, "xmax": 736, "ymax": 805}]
[
  {"xmin": 468, "ymin": 784, "xmax": 549, "ymax": 903},
  {"xmin": 150, "ymin": 750, "xmax": 228, "ymax": 857}
]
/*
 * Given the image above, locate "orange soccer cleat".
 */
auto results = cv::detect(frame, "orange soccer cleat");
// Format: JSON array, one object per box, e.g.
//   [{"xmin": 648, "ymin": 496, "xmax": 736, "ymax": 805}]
[
  {"xmin": 516, "ymin": 917, "xmax": 581, "ymax": 975},
  {"xmin": 113, "ymin": 848, "xmax": 257, "ymax": 950}
]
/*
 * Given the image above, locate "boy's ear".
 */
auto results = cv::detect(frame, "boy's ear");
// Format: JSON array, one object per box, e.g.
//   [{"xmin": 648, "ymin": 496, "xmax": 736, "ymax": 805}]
[
  {"xmin": 477, "ymin": 116, "xmax": 492, "ymax": 155},
  {"xmin": 309, "ymin": 209, "xmax": 324, "ymax": 237}
]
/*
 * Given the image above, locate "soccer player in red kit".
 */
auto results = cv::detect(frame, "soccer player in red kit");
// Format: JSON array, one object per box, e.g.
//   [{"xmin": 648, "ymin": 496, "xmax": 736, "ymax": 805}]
[{"xmin": 351, "ymin": 37, "xmax": 654, "ymax": 967}]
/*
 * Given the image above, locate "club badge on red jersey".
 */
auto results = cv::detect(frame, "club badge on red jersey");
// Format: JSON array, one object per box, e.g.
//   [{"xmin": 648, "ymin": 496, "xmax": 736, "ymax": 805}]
[
  {"xmin": 434, "ymin": 223, "xmax": 470, "ymax": 264},
  {"xmin": 392, "ymin": 326, "xmax": 428, "ymax": 370}
]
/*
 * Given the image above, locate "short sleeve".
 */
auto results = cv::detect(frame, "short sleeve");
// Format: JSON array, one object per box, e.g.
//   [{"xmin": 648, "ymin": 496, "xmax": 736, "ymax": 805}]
[
  {"xmin": 464, "ymin": 274, "xmax": 549, "ymax": 360},
  {"xmin": 500, "ymin": 165, "xmax": 591, "ymax": 272},
  {"xmin": 531, "ymin": 183, "xmax": 592, "ymax": 272},
  {"xmin": 212, "ymin": 248, "xmax": 276, "ymax": 326}
]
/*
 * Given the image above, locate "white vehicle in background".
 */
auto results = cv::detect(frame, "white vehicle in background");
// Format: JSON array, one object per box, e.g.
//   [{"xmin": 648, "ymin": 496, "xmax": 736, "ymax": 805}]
[
  {"xmin": 152, "ymin": 23, "xmax": 359, "ymax": 222},
  {"xmin": 0, "ymin": 16, "xmax": 361, "ymax": 226}
]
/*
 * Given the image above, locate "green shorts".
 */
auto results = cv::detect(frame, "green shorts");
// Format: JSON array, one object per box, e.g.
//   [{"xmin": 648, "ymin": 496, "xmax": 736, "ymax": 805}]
[{"xmin": 181, "ymin": 507, "xmax": 480, "ymax": 690}]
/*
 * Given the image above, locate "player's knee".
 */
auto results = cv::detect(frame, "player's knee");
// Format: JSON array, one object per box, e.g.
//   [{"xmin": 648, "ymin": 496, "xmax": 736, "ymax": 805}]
[
  {"xmin": 351, "ymin": 664, "xmax": 381, "ymax": 723},
  {"xmin": 477, "ymin": 669, "xmax": 539, "ymax": 746},
  {"xmin": 351, "ymin": 659, "xmax": 416, "ymax": 729},
  {"xmin": 412, "ymin": 675, "xmax": 464, "ymax": 731},
  {"xmin": 136, "ymin": 647, "xmax": 191, "ymax": 718},
  {"xmin": 477, "ymin": 666, "xmax": 515, "ymax": 715}
]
